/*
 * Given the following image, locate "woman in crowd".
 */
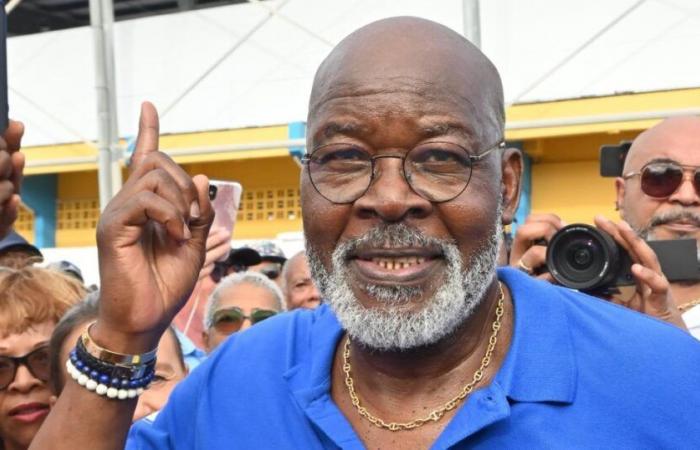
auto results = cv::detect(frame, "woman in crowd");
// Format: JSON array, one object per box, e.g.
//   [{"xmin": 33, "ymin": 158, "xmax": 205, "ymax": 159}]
[
  {"xmin": 0, "ymin": 266, "xmax": 85, "ymax": 450},
  {"xmin": 49, "ymin": 292, "xmax": 189, "ymax": 421}
]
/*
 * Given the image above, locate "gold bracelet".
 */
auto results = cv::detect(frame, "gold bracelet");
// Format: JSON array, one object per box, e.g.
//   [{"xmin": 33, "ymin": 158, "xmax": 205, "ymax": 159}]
[{"xmin": 81, "ymin": 322, "xmax": 158, "ymax": 366}]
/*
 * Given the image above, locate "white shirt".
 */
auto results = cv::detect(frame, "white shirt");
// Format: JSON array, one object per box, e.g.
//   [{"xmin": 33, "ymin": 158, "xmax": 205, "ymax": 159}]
[{"xmin": 682, "ymin": 304, "xmax": 700, "ymax": 340}]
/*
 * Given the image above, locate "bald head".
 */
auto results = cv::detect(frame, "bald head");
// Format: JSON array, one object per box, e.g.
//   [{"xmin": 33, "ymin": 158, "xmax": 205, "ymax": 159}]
[
  {"xmin": 624, "ymin": 116, "xmax": 700, "ymax": 174},
  {"xmin": 308, "ymin": 17, "xmax": 504, "ymax": 147}
]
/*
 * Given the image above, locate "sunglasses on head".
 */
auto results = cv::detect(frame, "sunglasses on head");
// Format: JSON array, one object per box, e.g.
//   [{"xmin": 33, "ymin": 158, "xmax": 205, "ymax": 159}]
[
  {"xmin": 211, "ymin": 307, "xmax": 278, "ymax": 335},
  {"xmin": 0, "ymin": 345, "xmax": 50, "ymax": 390},
  {"xmin": 623, "ymin": 161, "xmax": 700, "ymax": 199}
]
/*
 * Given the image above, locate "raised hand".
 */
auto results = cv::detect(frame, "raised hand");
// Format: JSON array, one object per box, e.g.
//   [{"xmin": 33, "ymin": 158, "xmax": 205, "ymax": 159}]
[
  {"xmin": 92, "ymin": 102, "xmax": 214, "ymax": 353},
  {"xmin": 594, "ymin": 215, "xmax": 686, "ymax": 330},
  {"xmin": 0, "ymin": 120, "xmax": 25, "ymax": 239},
  {"xmin": 509, "ymin": 213, "xmax": 565, "ymax": 282}
]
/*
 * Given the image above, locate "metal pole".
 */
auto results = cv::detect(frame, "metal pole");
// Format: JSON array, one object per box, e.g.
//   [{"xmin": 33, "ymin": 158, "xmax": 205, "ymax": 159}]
[
  {"xmin": 462, "ymin": 0, "xmax": 481, "ymax": 48},
  {"xmin": 90, "ymin": 0, "xmax": 120, "ymax": 211}
]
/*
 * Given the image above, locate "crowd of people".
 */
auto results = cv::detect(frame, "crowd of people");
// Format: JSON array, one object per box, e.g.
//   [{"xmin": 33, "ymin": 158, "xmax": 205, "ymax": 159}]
[
  {"xmin": 0, "ymin": 15, "xmax": 699, "ymax": 450},
  {"xmin": 0, "ymin": 200, "xmax": 322, "ymax": 449}
]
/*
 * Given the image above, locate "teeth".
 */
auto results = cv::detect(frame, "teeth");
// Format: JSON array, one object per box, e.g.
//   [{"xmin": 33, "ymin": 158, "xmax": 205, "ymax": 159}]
[{"xmin": 370, "ymin": 256, "xmax": 427, "ymax": 270}]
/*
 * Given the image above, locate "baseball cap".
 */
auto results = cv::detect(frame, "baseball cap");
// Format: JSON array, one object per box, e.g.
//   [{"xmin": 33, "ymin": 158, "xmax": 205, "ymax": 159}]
[
  {"xmin": 0, "ymin": 231, "xmax": 42, "ymax": 258},
  {"xmin": 227, "ymin": 247, "xmax": 262, "ymax": 268},
  {"xmin": 250, "ymin": 241, "xmax": 287, "ymax": 264},
  {"xmin": 47, "ymin": 260, "xmax": 84, "ymax": 283}
]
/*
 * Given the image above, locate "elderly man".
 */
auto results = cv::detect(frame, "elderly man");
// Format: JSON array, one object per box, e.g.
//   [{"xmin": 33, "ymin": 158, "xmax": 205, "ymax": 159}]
[
  {"xmin": 511, "ymin": 117, "xmax": 700, "ymax": 336},
  {"xmin": 282, "ymin": 250, "xmax": 322, "ymax": 310},
  {"xmin": 201, "ymin": 271, "xmax": 283, "ymax": 352},
  {"xmin": 32, "ymin": 18, "xmax": 700, "ymax": 449}
]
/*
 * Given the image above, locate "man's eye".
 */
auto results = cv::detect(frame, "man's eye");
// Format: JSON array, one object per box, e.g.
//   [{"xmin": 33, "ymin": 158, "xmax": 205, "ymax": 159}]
[
  {"xmin": 315, "ymin": 147, "xmax": 368, "ymax": 164},
  {"xmin": 412, "ymin": 147, "xmax": 469, "ymax": 172}
]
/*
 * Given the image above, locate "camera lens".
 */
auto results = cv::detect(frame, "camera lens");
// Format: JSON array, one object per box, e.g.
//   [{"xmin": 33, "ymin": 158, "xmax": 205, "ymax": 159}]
[
  {"xmin": 568, "ymin": 242, "xmax": 594, "ymax": 270},
  {"xmin": 546, "ymin": 224, "xmax": 620, "ymax": 290}
]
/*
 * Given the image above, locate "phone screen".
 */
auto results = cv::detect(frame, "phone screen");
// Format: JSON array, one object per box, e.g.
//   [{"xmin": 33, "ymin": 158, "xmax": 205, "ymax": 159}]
[
  {"xmin": 0, "ymin": 1, "xmax": 8, "ymax": 132},
  {"xmin": 209, "ymin": 180, "xmax": 242, "ymax": 238}
]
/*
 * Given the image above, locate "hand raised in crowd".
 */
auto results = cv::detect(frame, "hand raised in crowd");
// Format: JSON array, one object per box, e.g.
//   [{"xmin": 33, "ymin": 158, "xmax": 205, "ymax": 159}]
[
  {"xmin": 0, "ymin": 120, "xmax": 25, "ymax": 239},
  {"xmin": 92, "ymin": 102, "xmax": 215, "ymax": 354},
  {"xmin": 594, "ymin": 216, "xmax": 687, "ymax": 330},
  {"xmin": 509, "ymin": 213, "xmax": 565, "ymax": 282},
  {"xmin": 198, "ymin": 225, "xmax": 231, "ymax": 281}
]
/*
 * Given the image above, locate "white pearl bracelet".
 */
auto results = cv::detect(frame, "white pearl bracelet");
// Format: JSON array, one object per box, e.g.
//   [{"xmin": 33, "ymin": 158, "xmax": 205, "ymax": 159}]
[{"xmin": 66, "ymin": 359, "xmax": 145, "ymax": 400}]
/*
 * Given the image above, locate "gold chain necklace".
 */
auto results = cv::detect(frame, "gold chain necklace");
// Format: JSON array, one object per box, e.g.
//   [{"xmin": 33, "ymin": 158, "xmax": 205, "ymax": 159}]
[
  {"xmin": 342, "ymin": 282, "xmax": 505, "ymax": 432},
  {"xmin": 678, "ymin": 298, "xmax": 700, "ymax": 313}
]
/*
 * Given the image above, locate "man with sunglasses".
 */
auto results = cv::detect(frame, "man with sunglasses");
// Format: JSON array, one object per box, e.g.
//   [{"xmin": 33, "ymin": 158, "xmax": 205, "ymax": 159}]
[
  {"xmin": 33, "ymin": 18, "xmax": 700, "ymax": 450},
  {"xmin": 201, "ymin": 271, "xmax": 283, "ymax": 353},
  {"xmin": 511, "ymin": 117, "xmax": 700, "ymax": 336},
  {"xmin": 616, "ymin": 116, "xmax": 700, "ymax": 337}
]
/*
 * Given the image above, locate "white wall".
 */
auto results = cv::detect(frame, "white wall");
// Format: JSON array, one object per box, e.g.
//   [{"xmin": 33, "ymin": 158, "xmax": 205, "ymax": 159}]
[{"xmin": 8, "ymin": 0, "xmax": 700, "ymax": 147}]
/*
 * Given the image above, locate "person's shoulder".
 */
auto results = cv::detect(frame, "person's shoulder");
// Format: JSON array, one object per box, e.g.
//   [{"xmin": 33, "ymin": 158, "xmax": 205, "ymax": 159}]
[{"xmin": 500, "ymin": 267, "xmax": 700, "ymax": 363}]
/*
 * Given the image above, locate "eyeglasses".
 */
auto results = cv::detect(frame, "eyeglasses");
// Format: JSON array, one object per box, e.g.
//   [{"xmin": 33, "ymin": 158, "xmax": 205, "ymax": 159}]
[
  {"xmin": 301, "ymin": 140, "xmax": 505, "ymax": 204},
  {"xmin": 0, "ymin": 345, "xmax": 50, "ymax": 390},
  {"xmin": 211, "ymin": 307, "xmax": 278, "ymax": 335},
  {"xmin": 623, "ymin": 161, "xmax": 700, "ymax": 199}
]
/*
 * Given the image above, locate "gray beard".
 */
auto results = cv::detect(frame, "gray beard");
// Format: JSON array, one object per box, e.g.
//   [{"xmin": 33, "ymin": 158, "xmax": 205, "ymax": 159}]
[
  {"xmin": 626, "ymin": 208, "xmax": 700, "ymax": 261},
  {"xmin": 306, "ymin": 208, "xmax": 503, "ymax": 352}
]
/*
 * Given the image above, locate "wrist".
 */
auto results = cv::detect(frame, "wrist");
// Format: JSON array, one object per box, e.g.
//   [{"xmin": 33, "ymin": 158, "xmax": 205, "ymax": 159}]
[{"xmin": 90, "ymin": 321, "xmax": 163, "ymax": 355}]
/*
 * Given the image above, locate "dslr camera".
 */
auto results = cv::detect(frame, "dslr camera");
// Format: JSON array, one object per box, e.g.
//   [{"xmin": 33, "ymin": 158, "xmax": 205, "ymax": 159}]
[{"xmin": 545, "ymin": 224, "xmax": 700, "ymax": 294}]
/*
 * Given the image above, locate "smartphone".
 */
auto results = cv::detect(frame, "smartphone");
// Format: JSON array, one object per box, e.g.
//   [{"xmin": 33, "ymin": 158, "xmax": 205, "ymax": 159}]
[
  {"xmin": 0, "ymin": 1, "xmax": 8, "ymax": 132},
  {"xmin": 208, "ymin": 180, "xmax": 243, "ymax": 238}
]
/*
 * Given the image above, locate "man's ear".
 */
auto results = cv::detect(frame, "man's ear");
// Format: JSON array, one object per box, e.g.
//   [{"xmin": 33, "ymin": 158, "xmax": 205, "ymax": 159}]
[
  {"xmin": 500, "ymin": 148, "xmax": 523, "ymax": 225},
  {"xmin": 614, "ymin": 177, "xmax": 625, "ymax": 214}
]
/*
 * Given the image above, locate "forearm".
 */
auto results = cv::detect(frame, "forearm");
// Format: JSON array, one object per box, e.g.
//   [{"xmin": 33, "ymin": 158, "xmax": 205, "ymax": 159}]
[{"xmin": 30, "ymin": 381, "xmax": 136, "ymax": 450}]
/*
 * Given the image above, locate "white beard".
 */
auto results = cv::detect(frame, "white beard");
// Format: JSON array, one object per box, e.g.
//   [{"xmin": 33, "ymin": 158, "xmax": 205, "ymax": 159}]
[{"xmin": 306, "ymin": 206, "xmax": 503, "ymax": 352}]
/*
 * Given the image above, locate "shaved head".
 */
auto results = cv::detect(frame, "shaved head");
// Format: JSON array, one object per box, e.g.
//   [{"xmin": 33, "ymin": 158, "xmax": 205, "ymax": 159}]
[
  {"xmin": 623, "ymin": 116, "xmax": 700, "ymax": 174},
  {"xmin": 308, "ymin": 17, "xmax": 504, "ymax": 148}
]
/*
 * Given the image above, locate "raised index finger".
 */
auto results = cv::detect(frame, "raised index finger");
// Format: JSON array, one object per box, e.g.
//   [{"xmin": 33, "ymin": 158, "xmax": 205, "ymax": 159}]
[{"xmin": 130, "ymin": 102, "xmax": 160, "ymax": 172}]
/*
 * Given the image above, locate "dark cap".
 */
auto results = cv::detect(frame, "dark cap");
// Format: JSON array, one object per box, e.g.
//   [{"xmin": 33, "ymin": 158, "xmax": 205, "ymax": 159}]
[
  {"xmin": 0, "ymin": 231, "xmax": 42, "ymax": 258},
  {"xmin": 250, "ymin": 241, "xmax": 287, "ymax": 264},
  {"xmin": 227, "ymin": 247, "xmax": 262, "ymax": 268}
]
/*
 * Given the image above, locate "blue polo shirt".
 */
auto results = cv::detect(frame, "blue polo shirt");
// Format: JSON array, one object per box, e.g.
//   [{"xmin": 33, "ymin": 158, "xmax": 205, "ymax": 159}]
[{"xmin": 127, "ymin": 268, "xmax": 700, "ymax": 449}]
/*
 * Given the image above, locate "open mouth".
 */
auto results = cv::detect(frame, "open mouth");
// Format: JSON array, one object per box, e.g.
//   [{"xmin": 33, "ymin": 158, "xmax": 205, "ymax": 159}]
[
  {"xmin": 349, "ymin": 247, "xmax": 444, "ymax": 283},
  {"xmin": 8, "ymin": 402, "xmax": 50, "ymax": 424}
]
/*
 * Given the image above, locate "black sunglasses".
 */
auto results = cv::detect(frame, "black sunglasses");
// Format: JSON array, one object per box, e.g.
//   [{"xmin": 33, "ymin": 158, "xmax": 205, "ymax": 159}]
[
  {"xmin": 624, "ymin": 161, "xmax": 700, "ymax": 199},
  {"xmin": 0, "ymin": 345, "xmax": 50, "ymax": 390},
  {"xmin": 211, "ymin": 307, "xmax": 278, "ymax": 335}
]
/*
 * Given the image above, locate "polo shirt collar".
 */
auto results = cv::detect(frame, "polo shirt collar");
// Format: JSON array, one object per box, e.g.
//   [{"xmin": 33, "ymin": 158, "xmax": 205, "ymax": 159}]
[{"xmin": 495, "ymin": 267, "xmax": 577, "ymax": 404}]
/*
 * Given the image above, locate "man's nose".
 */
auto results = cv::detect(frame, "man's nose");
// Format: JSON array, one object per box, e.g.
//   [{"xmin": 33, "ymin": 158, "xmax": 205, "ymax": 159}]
[
  {"xmin": 353, "ymin": 157, "xmax": 432, "ymax": 221},
  {"xmin": 668, "ymin": 173, "xmax": 700, "ymax": 205}
]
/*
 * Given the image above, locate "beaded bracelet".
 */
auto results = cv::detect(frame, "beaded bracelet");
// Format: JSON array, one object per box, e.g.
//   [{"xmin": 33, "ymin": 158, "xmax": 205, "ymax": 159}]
[
  {"xmin": 68, "ymin": 330, "xmax": 157, "ymax": 400},
  {"xmin": 66, "ymin": 357, "xmax": 153, "ymax": 399},
  {"xmin": 76, "ymin": 335, "xmax": 155, "ymax": 380}
]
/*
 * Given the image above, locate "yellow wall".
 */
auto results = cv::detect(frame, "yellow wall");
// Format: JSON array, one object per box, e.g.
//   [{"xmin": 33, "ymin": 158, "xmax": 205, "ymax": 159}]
[
  {"xmin": 531, "ymin": 161, "xmax": 618, "ymax": 224},
  {"xmin": 183, "ymin": 156, "xmax": 303, "ymax": 239},
  {"xmin": 526, "ymin": 131, "xmax": 642, "ymax": 225}
]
